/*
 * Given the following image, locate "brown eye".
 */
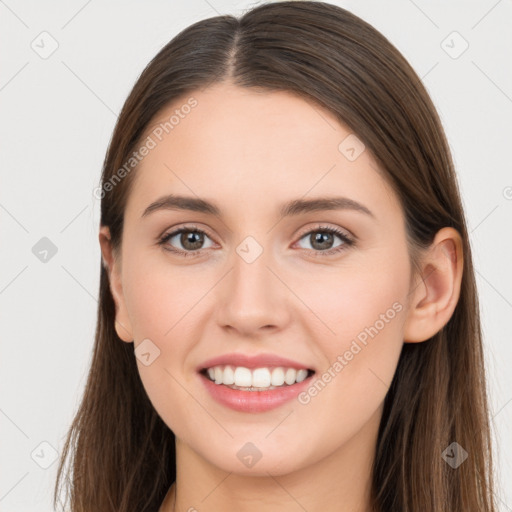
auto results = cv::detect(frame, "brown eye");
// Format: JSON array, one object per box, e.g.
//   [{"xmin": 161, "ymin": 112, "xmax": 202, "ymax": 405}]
[
  {"xmin": 159, "ymin": 227, "xmax": 214, "ymax": 255},
  {"xmin": 296, "ymin": 226, "xmax": 354, "ymax": 255},
  {"xmin": 306, "ymin": 231, "xmax": 337, "ymax": 251},
  {"xmin": 177, "ymin": 230, "xmax": 205, "ymax": 251}
]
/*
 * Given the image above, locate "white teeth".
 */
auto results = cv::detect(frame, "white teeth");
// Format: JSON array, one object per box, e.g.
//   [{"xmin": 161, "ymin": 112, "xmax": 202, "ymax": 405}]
[
  {"xmin": 296, "ymin": 369, "xmax": 308, "ymax": 383},
  {"xmin": 252, "ymin": 368, "xmax": 271, "ymax": 388},
  {"xmin": 204, "ymin": 365, "xmax": 311, "ymax": 388},
  {"xmin": 284, "ymin": 368, "xmax": 297, "ymax": 385},
  {"xmin": 271, "ymin": 367, "xmax": 285, "ymax": 386},
  {"xmin": 223, "ymin": 365, "xmax": 235, "ymax": 385},
  {"xmin": 233, "ymin": 367, "xmax": 252, "ymax": 387}
]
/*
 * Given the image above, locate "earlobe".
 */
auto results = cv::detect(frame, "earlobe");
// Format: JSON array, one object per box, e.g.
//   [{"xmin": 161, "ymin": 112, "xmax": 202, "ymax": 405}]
[
  {"xmin": 98, "ymin": 226, "xmax": 134, "ymax": 343},
  {"xmin": 403, "ymin": 227, "xmax": 464, "ymax": 343}
]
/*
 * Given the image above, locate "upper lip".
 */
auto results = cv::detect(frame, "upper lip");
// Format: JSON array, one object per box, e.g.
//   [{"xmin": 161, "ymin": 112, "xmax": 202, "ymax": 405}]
[{"xmin": 197, "ymin": 353, "xmax": 314, "ymax": 372}]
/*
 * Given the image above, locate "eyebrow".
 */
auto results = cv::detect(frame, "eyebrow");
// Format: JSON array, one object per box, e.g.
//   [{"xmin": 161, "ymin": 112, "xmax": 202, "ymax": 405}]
[{"xmin": 141, "ymin": 194, "xmax": 374, "ymax": 219}]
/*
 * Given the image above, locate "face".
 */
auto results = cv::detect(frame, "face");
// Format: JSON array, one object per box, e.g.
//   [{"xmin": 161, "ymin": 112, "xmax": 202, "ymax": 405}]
[{"xmin": 107, "ymin": 82, "xmax": 414, "ymax": 476}]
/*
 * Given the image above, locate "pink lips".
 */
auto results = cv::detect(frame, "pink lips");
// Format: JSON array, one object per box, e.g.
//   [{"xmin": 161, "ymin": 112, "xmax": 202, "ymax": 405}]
[
  {"xmin": 197, "ymin": 352, "xmax": 312, "ymax": 372},
  {"xmin": 197, "ymin": 352, "xmax": 315, "ymax": 413}
]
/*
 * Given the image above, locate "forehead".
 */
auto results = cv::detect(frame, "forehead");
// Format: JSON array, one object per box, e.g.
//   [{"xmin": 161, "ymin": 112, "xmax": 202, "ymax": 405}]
[
  {"xmin": 125, "ymin": 83, "xmax": 400, "ymax": 223},
  {"xmin": 140, "ymin": 83, "xmax": 344, "ymax": 161}
]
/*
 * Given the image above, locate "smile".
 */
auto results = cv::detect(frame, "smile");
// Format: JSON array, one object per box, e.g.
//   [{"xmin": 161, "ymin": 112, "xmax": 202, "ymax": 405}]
[
  {"xmin": 199, "ymin": 367, "xmax": 315, "ymax": 413},
  {"xmin": 202, "ymin": 365, "xmax": 313, "ymax": 390}
]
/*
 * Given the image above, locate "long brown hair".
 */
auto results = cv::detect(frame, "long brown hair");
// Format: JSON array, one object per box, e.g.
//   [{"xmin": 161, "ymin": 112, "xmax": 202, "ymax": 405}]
[{"xmin": 53, "ymin": 2, "xmax": 497, "ymax": 510}]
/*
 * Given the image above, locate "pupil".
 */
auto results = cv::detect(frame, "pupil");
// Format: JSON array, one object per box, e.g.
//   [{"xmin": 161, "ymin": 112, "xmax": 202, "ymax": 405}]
[
  {"xmin": 183, "ymin": 231, "xmax": 203, "ymax": 250},
  {"xmin": 312, "ymin": 232, "xmax": 332, "ymax": 250}
]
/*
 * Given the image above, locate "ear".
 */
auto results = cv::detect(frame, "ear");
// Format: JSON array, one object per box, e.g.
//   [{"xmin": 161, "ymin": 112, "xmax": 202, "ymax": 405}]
[
  {"xmin": 403, "ymin": 227, "xmax": 464, "ymax": 343},
  {"xmin": 98, "ymin": 226, "xmax": 134, "ymax": 343}
]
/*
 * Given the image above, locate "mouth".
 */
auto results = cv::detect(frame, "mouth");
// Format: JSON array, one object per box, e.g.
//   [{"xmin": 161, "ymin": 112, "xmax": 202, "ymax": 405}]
[
  {"xmin": 199, "ymin": 365, "xmax": 316, "ymax": 392},
  {"xmin": 197, "ymin": 353, "xmax": 317, "ymax": 412}
]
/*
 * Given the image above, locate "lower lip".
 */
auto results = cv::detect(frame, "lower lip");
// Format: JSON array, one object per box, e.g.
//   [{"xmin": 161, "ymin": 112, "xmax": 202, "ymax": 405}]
[{"xmin": 199, "ymin": 372, "xmax": 313, "ymax": 413}]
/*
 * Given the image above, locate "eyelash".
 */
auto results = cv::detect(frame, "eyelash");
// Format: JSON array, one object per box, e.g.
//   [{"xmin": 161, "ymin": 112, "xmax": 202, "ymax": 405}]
[{"xmin": 157, "ymin": 224, "xmax": 355, "ymax": 259}]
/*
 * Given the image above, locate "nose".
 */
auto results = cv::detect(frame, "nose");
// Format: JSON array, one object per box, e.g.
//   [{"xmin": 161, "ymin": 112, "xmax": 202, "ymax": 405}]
[{"xmin": 215, "ymin": 245, "xmax": 290, "ymax": 337}]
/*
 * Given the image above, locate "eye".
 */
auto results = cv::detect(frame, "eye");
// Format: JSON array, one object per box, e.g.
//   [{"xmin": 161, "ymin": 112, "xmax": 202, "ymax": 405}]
[
  {"xmin": 158, "ymin": 225, "xmax": 215, "ymax": 257},
  {"xmin": 295, "ymin": 225, "xmax": 354, "ymax": 256}
]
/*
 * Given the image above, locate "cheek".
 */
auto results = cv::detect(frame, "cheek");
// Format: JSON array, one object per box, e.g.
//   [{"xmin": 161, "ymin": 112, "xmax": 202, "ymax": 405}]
[
  {"xmin": 123, "ymin": 254, "xmax": 205, "ymax": 340},
  {"xmin": 290, "ymin": 252, "xmax": 409, "ymax": 428},
  {"xmin": 121, "ymin": 254, "xmax": 215, "ymax": 422},
  {"xmin": 301, "ymin": 252, "xmax": 409, "ymax": 352},
  {"xmin": 122, "ymin": 259, "xmax": 199, "ymax": 433}
]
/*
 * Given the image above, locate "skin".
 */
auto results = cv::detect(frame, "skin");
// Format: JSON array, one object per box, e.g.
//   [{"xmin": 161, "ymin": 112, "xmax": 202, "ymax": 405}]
[{"xmin": 99, "ymin": 82, "xmax": 463, "ymax": 512}]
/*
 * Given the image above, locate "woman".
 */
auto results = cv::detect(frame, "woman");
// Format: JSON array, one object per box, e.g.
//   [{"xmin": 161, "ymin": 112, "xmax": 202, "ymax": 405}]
[{"xmin": 54, "ymin": 2, "xmax": 497, "ymax": 511}]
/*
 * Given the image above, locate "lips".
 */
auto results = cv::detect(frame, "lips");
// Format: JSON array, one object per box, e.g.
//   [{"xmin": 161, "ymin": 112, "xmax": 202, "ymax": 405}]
[
  {"xmin": 197, "ymin": 352, "xmax": 314, "ymax": 372},
  {"xmin": 197, "ymin": 352, "xmax": 316, "ymax": 412}
]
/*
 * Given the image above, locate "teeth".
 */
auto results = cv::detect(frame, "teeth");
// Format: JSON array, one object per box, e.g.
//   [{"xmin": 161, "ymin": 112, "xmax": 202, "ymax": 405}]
[
  {"xmin": 252, "ymin": 368, "xmax": 271, "ymax": 387},
  {"xmin": 296, "ymin": 369, "xmax": 308, "ymax": 382},
  {"xmin": 223, "ymin": 365, "xmax": 235, "ymax": 385},
  {"xmin": 204, "ymin": 365, "xmax": 311, "ymax": 388},
  {"xmin": 233, "ymin": 367, "xmax": 252, "ymax": 387},
  {"xmin": 284, "ymin": 368, "xmax": 296, "ymax": 385},
  {"xmin": 271, "ymin": 367, "xmax": 285, "ymax": 386}
]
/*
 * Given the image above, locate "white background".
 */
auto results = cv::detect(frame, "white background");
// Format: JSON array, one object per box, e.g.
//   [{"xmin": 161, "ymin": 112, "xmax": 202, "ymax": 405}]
[{"xmin": 1, "ymin": 0, "xmax": 511, "ymax": 510}]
